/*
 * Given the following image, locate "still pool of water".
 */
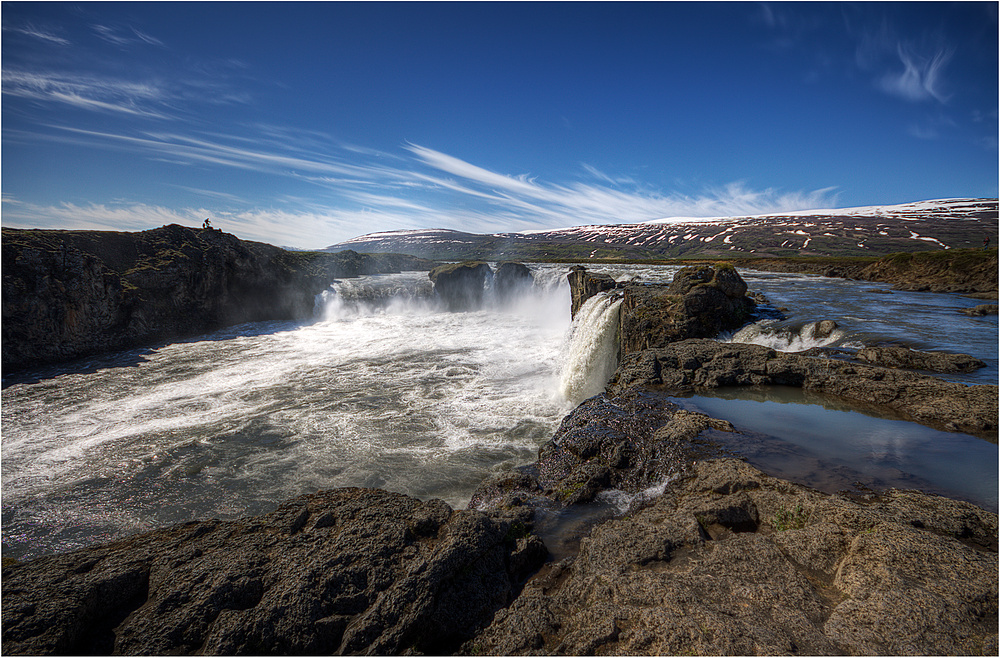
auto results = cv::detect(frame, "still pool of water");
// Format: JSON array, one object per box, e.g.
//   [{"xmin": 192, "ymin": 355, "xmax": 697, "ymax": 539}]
[{"xmin": 674, "ymin": 386, "xmax": 998, "ymax": 512}]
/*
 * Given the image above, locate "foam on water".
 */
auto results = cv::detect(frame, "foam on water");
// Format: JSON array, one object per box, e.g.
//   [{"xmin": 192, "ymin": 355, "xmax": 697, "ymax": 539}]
[{"xmin": 722, "ymin": 318, "xmax": 848, "ymax": 352}]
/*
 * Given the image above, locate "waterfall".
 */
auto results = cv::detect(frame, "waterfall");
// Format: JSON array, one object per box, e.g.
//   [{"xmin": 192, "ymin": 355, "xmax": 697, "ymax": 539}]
[{"xmin": 559, "ymin": 291, "xmax": 623, "ymax": 404}]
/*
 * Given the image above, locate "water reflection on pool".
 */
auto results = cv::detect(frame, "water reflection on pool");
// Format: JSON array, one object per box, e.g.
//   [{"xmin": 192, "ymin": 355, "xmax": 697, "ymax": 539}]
[{"xmin": 673, "ymin": 386, "xmax": 998, "ymax": 512}]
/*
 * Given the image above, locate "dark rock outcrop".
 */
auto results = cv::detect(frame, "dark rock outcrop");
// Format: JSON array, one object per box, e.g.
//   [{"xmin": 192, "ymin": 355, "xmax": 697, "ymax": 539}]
[
  {"xmin": 618, "ymin": 265, "xmax": 756, "ymax": 355},
  {"xmin": 567, "ymin": 266, "xmax": 617, "ymax": 318},
  {"xmin": 493, "ymin": 262, "xmax": 534, "ymax": 302},
  {"xmin": 466, "ymin": 458, "xmax": 998, "ymax": 656},
  {"xmin": 855, "ymin": 344, "xmax": 986, "ymax": 373},
  {"xmin": 567, "ymin": 264, "xmax": 757, "ymax": 359},
  {"xmin": 470, "ymin": 389, "xmax": 730, "ymax": 511},
  {"xmin": 1, "ymin": 488, "xmax": 546, "ymax": 656},
  {"xmin": 428, "ymin": 261, "xmax": 494, "ymax": 311},
  {"xmin": 960, "ymin": 303, "xmax": 999, "ymax": 316},
  {"xmin": 608, "ymin": 339, "xmax": 998, "ymax": 438},
  {"xmin": 1, "ymin": 226, "xmax": 433, "ymax": 372}
]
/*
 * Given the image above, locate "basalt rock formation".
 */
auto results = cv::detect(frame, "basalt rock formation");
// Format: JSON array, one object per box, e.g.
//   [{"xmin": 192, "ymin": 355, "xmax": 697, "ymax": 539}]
[
  {"xmin": 1, "ymin": 226, "xmax": 432, "ymax": 373},
  {"xmin": 493, "ymin": 261, "xmax": 535, "ymax": 302},
  {"xmin": 607, "ymin": 339, "xmax": 998, "ymax": 438},
  {"xmin": 567, "ymin": 266, "xmax": 617, "ymax": 318},
  {"xmin": 428, "ymin": 261, "xmax": 495, "ymax": 311},
  {"xmin": 619, "ymin": 265, "xmax": 756, "ymax": 355},
  {"xmin": 1, "ymin": 488, "xmax": 546, "ymax": 656},
  {"xmin": 466, "ymin": 458, "xmax": 998, "ymax": 656}
]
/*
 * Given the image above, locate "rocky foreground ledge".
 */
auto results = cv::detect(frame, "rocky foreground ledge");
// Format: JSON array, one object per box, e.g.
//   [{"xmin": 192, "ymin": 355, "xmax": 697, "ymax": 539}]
[{"xmin": 3, "ymin": 263, "xmax": 997, "ymax": 655}]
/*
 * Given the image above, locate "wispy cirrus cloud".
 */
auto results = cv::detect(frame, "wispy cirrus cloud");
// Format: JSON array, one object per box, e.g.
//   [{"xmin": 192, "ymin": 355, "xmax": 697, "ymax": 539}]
[
  {"xmin": 878, "ymin": 43, "xmax": 953, "ymax": 103},
  {"xmin": 3, "ymin": 23, "xmax": 71, "ymax": 45},
  {"xmin": 91, "ymin": 23, "xmax": 164, "ymax": 48},
  {"xmin": 2, "ymin": 70, "xmax": 170, "ymax": 118}
]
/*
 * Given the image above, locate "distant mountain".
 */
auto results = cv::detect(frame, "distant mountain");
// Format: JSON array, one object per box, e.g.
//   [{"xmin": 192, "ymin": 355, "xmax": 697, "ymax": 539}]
[{"xmin": 326, "ymin": 198, "xmax": 998, "ymax": 261}]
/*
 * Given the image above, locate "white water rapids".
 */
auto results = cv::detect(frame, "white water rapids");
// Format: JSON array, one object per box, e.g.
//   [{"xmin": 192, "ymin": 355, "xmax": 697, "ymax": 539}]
[{"xmin": 2, "ymin": 263, "xmax": 996, "ymax": 560}]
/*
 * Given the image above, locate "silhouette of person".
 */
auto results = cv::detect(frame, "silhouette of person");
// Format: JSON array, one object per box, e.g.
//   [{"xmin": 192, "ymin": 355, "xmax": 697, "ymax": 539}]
[{"xmin": 203, "ymin": 218, "xmax": 212, "ymax": 230}]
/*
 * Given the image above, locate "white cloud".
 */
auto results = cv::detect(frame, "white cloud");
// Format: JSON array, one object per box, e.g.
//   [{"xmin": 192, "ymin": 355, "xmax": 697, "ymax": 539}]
[
  {"xmin": 4, "ymin": 23, "xmax": 71, "ymax": 45},
  {"xmin": 879, "ymin": 44, "xmax": 952, "ymax": 103}
]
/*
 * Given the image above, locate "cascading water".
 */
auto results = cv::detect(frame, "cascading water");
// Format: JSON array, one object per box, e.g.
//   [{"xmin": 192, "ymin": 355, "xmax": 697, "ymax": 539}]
[
  {"xmin": 558, "ymin": 291, "xmax": 623, "ymax": 404},
  {"xmin": 723, "ymin": 319, "xmax": 850, "ymax": 352}
]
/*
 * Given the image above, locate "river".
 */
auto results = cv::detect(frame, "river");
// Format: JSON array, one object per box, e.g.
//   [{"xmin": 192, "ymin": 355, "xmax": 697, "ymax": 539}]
[{"xmin": 2, "ymin": 263, "xmax": 996, "ymax": 560}]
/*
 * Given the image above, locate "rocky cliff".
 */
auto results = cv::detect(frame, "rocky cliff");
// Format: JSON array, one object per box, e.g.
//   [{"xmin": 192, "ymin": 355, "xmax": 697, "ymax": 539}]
[{"xmin": 1, "ymin": 225, "xmax": 432, "ymax": 372}]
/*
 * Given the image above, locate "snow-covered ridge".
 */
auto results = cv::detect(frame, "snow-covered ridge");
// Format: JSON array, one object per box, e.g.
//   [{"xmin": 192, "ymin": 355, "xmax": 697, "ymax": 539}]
[
  {"xmin": 644, "ymin": 197, "xmax": 995, "ymax": 225},
  {"xmin": 328, "ymin": 197, "xmax": 996, "ymax": 257}
]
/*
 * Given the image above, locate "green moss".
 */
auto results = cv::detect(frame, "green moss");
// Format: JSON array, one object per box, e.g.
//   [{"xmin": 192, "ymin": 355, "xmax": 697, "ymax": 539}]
[{"xmin": 771, "ymin": 504, "xmax": 808, "ymax": 532}]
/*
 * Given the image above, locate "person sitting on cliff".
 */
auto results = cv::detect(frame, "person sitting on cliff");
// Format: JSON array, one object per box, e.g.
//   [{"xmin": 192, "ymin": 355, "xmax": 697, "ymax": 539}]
[{"xmin": 203, "ymin": 218, "xmax": 212, "ymax": 230}]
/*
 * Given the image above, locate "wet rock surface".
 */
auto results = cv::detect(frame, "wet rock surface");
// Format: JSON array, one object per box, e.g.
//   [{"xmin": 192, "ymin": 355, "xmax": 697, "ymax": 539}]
[
  {"xmin": 567, "ymin": 266, "xmax": 617, "ymax": 318},
  {"xmin": 960, "ymin": 303, "xmax": 999, "ymax": 316},
  {"xmin": 1, "ymin": 488, "xmax": 544, "ymax": 656},
  {"xmin": 428, "ymin": 261, "xmax": 494, "ymax": 311},
  {"xmin": 466, "ymin": 458, "xmax": 998, "ymax": 656},
  {"xmin": 493, "ymin": 261, "xmax": 535, "ymax": 302},
  {"xmin": 608, "ymin": 339, "xmax": 998, "ymax": 438},
  {"xmin": 470, "ymin": 389, "xmax": 733, "ymax": 512}
]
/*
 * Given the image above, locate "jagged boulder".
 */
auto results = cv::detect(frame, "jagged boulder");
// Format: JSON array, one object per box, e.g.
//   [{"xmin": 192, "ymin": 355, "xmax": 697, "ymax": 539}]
[
  {"xmin": 493, "ymin": 262, "xmax": 534, "ymax": 302},
  {"xmin": 1, "ymin": 488, "xmax": 546, "ymax": 656},
  {"xmin": 466, "ymin": 458, "xmax": 998, "ymax": 656},
  {"xmin": 428, "ymin": 261, "xmax": 493, "ymax": 311},
  {"xmin": 618, "ymin": 265, "xmax": 756, "ymax": 355}
]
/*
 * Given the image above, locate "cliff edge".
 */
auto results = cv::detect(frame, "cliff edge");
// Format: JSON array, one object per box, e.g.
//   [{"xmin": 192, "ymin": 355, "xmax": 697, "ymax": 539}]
[{"xmin": 1, "ymin": 225, "xmax": 432, "ymax": 372}]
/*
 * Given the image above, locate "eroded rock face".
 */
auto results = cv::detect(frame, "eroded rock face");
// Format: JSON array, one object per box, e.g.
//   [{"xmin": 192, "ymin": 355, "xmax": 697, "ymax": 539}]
[
  {"xmin": 471, "ymin": 390, "xmax": 729, "ymax": 511},
  {"xmin": 567, "ymin": 266, "xmax": 617, "ymax": 318},
  {"xmin": 493, "ymin": 262, "xmax": 534, "ymax": 302},
  {"xmin": 466, "ymin": 458, "xmax": 998, "ymax": 656},
  {"xmin": 1, "ymin": 488, "xmax": 545, "ymax": 656},
  {"xmin": 429, "ymin": 261, "xmax": 494, "ymax": 311},
  {"xmin": 618, "ymin": 266, "xmax": 756, "ymax": 355},
  {"xmin": 608, "ymin": 339, "xmax": 999, "ymax": 437}
]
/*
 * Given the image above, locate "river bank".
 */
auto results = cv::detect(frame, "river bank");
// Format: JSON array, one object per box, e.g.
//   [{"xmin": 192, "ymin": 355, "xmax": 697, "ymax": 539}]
[{"xmin": 3, "ymin": 263, "xmax": 996, "ymax": 655}]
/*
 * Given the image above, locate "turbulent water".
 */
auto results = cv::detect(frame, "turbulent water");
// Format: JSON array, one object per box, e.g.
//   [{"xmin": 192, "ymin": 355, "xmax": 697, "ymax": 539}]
[{"xmin": 2, "ymin": 263, "xmax": 997, "ymax": 560}]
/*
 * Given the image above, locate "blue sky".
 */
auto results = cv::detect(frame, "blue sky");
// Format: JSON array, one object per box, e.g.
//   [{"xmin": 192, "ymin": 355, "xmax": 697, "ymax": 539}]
[{"xmin": 2, "ymin": 2, "xmax": 997, "ymax": 249}]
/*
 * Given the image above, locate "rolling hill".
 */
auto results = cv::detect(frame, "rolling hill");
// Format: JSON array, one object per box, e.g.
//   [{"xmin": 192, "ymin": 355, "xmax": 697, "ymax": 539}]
[{"xmin": 326, "ymin": 198, "xmax": 998, "ymax": 261}]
